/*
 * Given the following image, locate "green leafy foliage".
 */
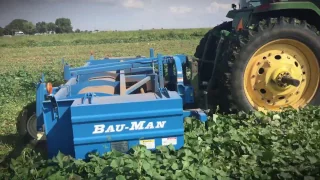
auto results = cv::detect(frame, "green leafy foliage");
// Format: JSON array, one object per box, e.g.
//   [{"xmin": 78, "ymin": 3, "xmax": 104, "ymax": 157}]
[
  {"xmin": 0, "ymin": 28, "xmax": 209, "ymax": 48},
  {"xmin": 0, "ymin": 27, "xmax": 4, "ymax": 36},
  {"xmin": 2, "ymin": 107, "xmax": 320, "ymax": 179},
  {"xmin": 36, "ymin": 21, "xmax": 48, "ymax": 34},
  {"xmin": 4, "ymin": 19, "xmax": 29, "ymax": 35},
  {"xmin": 55, "ymin": 18, "xmax": 73, "ymax": 34}
]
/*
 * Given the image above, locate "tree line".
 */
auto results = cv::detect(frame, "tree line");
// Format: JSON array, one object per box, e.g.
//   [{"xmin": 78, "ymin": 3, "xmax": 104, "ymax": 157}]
[{"xmin": 0, "ymin": 18, "xmax": 75, "ymax": 36}]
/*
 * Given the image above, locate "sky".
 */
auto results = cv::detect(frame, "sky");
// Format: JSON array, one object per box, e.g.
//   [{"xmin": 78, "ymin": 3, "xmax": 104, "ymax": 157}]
[{"xmin": 0, "ymin": 0, "xmax": 237, "ymax": 31}]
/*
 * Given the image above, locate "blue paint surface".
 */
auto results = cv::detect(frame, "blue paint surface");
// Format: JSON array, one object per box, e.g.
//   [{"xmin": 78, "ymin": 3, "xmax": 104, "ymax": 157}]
[{"xmin": 35, "ymin": 48, "xmax": 207, "ymax": 159}]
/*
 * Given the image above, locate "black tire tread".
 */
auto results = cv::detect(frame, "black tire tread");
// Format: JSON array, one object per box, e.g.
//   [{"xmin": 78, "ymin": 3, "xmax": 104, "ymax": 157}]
[
  {"xmin": 194, "ymin": 21, "xmax": 233, "ymax": 59},
  {"xmin": 217, "ymin": 16, "xmax": 320, "ymax": 113},
  {"xmin": 16, "ymin": 101, "xmax": 36, "ymax": 139},
  {"xmin": 194, "ymin": 21, "xmax": 233, "ymax": 96}
]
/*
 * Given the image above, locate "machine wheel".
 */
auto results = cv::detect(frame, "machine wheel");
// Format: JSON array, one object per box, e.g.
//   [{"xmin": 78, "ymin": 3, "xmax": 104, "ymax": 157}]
[
  {"xmin": 16, "ymin": 101, "xmax": 38, "ymax": 140},
  {"xmin": 194, "ymin": 21, "xmax": 232, "ymax": 83},
  {"xmin": 217, "ymin": 17, "xmax": 320, "ymax": 113}
]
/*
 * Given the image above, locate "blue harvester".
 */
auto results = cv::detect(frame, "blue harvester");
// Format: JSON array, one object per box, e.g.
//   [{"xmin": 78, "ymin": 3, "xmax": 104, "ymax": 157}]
[{"xmin": 25, "ymin": 48, "xmax": 207, "ymax": 159}]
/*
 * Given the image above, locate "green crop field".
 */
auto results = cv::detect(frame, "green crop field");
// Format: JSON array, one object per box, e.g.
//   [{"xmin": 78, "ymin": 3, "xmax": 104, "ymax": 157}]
[{"xmin": 0, "ymin": 29, "xmax": 320, "ymax": 179}]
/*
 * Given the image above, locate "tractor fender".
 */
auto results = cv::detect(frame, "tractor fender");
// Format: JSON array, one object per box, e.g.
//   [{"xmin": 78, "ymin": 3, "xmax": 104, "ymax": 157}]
[{"xmin": 227, "ymin": 9, "xmax": 254, "ymax": 31}]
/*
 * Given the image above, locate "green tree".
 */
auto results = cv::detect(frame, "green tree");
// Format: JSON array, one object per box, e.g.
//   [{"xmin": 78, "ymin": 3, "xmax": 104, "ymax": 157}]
[
  {"xmin": 36, "ymin": 21, "xmax": 47, "ymax": 33},
  {"xmin": 55, "ymin": 18, "xmax": 73, "ymax": 33},
  {"xmin": 0, "ymin": 27, "xmax": 4, "ymax": 36},
  {"xmin": 23, "ymin": 22, "xmax": 36, "ymax": 35},
  {"xmin": 4, "ymin": 19, "xmax": 28, "ymax": 35},
  {"xmin": 75, "ymin": 29, "xmax": 80, "ymax": 33},
  {"xmin": 3, "ymin": 28, "xmax": 10, "ymax": 35},
  {"xmin": 47, "ymin": 22, "xmax": 56, "ymax": 32}
]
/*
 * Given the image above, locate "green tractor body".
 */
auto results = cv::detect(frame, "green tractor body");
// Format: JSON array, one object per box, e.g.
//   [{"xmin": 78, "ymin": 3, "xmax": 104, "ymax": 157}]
[
  {"xmin": 194, "ymin": 0, "xmax": 320, "ymax": 113},
  {"xmin": 228, "ymin": 1, "xmax": 320, "ymax": 31}
]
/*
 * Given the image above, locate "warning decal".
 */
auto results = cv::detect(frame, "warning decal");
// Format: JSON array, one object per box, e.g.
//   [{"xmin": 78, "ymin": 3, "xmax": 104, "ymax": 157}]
[
  {"xmin": 162, "ymin": 137, "xmax": 177, "ymax": 146},
  {"xmin": 139, "ymin": 139, "xmax": 155, "ymax": 149},
  {"xmin": 177, "ymin": 77, "xmax": 183, "ymax": 82}
]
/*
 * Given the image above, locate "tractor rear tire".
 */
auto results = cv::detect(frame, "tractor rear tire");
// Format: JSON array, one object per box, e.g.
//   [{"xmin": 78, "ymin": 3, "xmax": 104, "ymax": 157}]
[
  {"xmin": 194, "ymin": 21, "xmax": 232, "ymax": 111},
  {"xmin": 217, "ymin": 17, "xmax": 320, "ymax": 113},
  {"xmin": 194, "ymin": 21, "xmax": 232, "ymax": 83}
]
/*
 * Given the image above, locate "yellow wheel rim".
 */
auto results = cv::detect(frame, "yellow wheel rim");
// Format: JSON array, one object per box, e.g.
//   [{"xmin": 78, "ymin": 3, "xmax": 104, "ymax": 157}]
[{"xmin": 244, "ymin": 39, "xmax": 320, "ymax": 112}]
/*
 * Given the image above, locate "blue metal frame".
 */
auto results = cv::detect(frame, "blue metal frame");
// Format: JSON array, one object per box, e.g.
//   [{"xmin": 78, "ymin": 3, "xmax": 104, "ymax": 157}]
[{"xmin": 35, "ymin": 48, "xmax": 207, "ymax": 159}]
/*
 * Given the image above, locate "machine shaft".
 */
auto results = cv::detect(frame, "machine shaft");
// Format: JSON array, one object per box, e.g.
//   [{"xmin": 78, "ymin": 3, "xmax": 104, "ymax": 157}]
[{"xmin": 281, "ymin": 76, "xmax": 300, "ymax": 87}]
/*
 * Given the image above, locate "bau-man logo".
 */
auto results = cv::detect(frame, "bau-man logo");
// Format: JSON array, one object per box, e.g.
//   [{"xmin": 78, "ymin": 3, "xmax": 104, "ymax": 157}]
[{"xmin": 92, "ymin": 121, "xmax": 166, "ymax": 134}]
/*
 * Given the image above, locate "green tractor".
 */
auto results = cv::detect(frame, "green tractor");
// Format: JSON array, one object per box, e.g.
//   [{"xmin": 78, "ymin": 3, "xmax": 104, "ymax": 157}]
[{"xmin": 194, "ymin": 0, "xmax": 320, "ymax": 113}]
